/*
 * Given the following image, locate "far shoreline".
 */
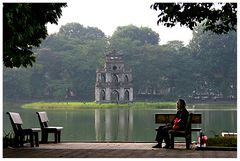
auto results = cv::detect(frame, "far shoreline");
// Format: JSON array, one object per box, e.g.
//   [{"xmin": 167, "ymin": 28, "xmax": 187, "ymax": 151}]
[{"xmin": 18, "ymin": 100, "xmax": 237, "ymax": 110}]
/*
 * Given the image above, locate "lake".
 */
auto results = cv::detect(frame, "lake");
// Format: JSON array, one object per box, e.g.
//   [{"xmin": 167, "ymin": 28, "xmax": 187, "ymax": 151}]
[{"xmin": 3, "ymin": 102, "xmax": 237, "ymax": 142}]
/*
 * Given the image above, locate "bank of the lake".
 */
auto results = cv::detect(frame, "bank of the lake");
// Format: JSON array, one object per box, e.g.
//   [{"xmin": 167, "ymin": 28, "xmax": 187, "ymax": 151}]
[
  {"xmin": 22, "ymin": 101, "xmax": 176, "ymax": 110},
  {"xmin": 21, "ymin": 101, "xmax": 236, "ymax": 110}
]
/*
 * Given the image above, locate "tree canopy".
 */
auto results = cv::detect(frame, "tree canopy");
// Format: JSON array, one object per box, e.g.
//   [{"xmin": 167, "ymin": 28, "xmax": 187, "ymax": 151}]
[
  {"xmin": 150, "ymin": 3, "xmax": 237, "ymax": 34},
  {"xmin": 3, "ymin": 3, "xmax": 67, "ymax": 68},
  {"xmin": 110, "ymin": 25, "xmax": 159, "ymax": 46},
  {"xmin": 3, "ymin": 22, "xmax": 236, "ymax": 102}
]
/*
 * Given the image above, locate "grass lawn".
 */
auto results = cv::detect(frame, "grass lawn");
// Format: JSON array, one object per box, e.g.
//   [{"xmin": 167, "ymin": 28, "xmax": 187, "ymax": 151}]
[
  {"xmin": 21, "ymin": 101, "xmax": 177, "ymax": 110},
  {"xmin": 21, "ymin": 101, "xmax": 236, "ymax": 110}
]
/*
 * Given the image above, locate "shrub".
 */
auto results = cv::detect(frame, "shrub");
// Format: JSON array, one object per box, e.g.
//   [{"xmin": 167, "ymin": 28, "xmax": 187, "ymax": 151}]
[
  {"xmin": 207, "ymin": 136, "xmax": 237, "ymax": 147},
  {"xmin": 3, "ymin": 131, "xmax": 14, "ymax": 148}
]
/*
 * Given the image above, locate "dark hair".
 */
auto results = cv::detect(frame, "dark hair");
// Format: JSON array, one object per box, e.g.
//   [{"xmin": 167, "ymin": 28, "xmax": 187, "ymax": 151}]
[{"xmin": 178, "ymin": 99, "xmax": 186, "ymax": 109}]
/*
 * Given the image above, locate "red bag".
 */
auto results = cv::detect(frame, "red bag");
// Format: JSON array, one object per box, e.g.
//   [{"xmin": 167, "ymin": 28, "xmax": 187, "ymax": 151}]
[
  {"xmin": 173, "ymin": 118, "xmax": 181, "ymax": 129},
  {"xmin": 198, "ymin": 135, "xmax": 208, "ymax": 144}
]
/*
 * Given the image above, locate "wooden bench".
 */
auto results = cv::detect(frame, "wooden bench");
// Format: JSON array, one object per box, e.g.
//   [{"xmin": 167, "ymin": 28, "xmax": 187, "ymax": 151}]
[
  {"xmin": 155, "ymin": 113, "xmax": 202, "ymax": 149},
  {"xmin": 6, "ymin": 112, "xmax": 41, "ymax": 147},
  {"xmin": 36, "ymin": 111, "xmax": 64, "ymax": 143}
]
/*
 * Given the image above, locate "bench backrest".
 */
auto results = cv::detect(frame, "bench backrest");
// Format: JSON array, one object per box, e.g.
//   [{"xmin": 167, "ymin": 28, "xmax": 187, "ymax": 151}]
[
  {"xmin": 186, "ymin": 113, "xmax": 193, "ymax": 133},
  {"xmin": 6, "ymin": 112, "xmax": 23, "ymax": 134},
  {"xmin": 36, "ymin": 111, "xmax": 49, "ymax": 128},
  {"xmin": 155, "ymin": 113, "xmax": 202, "ymax": 124}
]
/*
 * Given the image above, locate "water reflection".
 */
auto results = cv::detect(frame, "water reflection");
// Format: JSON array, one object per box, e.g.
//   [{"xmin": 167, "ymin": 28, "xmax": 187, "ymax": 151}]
[
  {"xmin": 94, "ymin": 109, "xmax": 134, "ymax": 141},
  {"xmin": 3, "ymin": 103, "xmax": 237, "ymax": 142}
]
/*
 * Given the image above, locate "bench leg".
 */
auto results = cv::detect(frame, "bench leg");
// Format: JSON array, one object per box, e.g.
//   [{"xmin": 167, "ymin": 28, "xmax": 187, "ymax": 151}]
[
  {"xmin": 186, "ymin": 133, "xmax": 192, "ymax": 149},
  {"xmin": 34, "ymin": 132, "xmax": 39, "ymax": 147},
  {"xmin": 186, "ymin": 138, "xmax": 190, "ymax": 149},
  {"xmin": 170, "ymin": 135, "xmax": 174, "ymax": 149},
  {"xmin": 58, "ymin": 131, "xmax": 61, "ymax": 143},
  {"xmin": 42, "ymin": 132, "xmax": 48, "ymax": 143},
  {"xmin": 19, "ymin": 135, "xmax": 24, "ymax": 147},
  {"xmin": 14, "ymin": 136, "xmax": 20, "ymax": 147},
  {"xmin": 30, "ymin": 134, "xmax": 34, "ymax": 147},
  {"xmin": 54, "ymin": 132, "xmax": 58, "ymax": 143}
]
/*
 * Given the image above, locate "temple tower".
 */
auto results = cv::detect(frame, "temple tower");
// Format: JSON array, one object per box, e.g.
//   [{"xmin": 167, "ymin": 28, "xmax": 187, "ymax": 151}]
[{"xmin": 95, "ymin": 50, "xmax": 133, "ymax": 103}]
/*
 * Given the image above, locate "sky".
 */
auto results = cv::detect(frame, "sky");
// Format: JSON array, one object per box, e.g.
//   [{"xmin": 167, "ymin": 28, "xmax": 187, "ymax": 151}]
[{"xmin": 47, "ymin": 0, "xmax": 193, "ymax": 45}]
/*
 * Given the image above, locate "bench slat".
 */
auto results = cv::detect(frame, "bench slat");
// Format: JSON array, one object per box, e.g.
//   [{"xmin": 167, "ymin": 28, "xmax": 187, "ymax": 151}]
[
  {"xmin": 191, "ymin": 128, "xmax": 202, "ymax": 131},
  {"xmin": 155, "ymin": 113, "xmax": 201, "ymax": 124}
]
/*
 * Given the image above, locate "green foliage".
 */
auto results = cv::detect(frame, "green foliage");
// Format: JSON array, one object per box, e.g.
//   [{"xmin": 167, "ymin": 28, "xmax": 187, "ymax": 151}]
[
  {"xmin": 5, "ymin": 23, "xmax": 108, "ymax": 101},
  {"xmin": 110, "ymin": 25, "xmax": 159, "ymax": 47},
  {"xmin": 3, "ymin": 23, "xmax": 237, "ymax": 102},
  {"xmin": 3, "ymin": 131, "xmax": 14, "ymax": 148},
  {"xmin": 3, "ymin": 3, "xmax": 67, "ymax": 68},
  {"xmin": 207, "ymin": 136, "xmax": 237, "ymax": 147},
  {"xmin": 188, "ymin": 26, "xmax": 236, "ymax": 98},
  {"xmin": 151, "ymin": 3, "xmax": 237, "ymax": 34},
  {"xmin": 3, "ymin": 67, "xmax": 32, "ymax": 99},
  {"xmin": 58, "ymin": 23, "xmax": 105, "ymax": 42}
]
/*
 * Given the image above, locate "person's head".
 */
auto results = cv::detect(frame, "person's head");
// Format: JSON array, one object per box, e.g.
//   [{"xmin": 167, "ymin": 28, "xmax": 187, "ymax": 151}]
[{"xmin": 176, "ymin": 99, "xmax": 186, "ymax": 110}]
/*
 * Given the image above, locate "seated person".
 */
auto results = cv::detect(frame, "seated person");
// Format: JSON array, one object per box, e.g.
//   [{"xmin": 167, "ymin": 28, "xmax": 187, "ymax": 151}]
[{"xmin": 153, "ymin": 99, "xmax": 189, "ymax": 148}]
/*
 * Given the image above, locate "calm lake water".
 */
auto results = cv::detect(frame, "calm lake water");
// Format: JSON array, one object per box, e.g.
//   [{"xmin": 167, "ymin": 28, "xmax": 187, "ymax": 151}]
[{"xmin": 3, "ymin": 102, "xmax": 237, "ymax": 142}]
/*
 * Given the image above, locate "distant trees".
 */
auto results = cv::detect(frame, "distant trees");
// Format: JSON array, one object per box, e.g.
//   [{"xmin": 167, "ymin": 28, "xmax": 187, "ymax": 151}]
[
  {"xmin": 35, "ymin": 23, "xmax": 107, "ymax": 100},
  {"xmin": 58, "ymin": 23, "xmax": 106, "ymax": 42},
  {"xmin": 3, "ymin": 3, "xmax": 67, "ymax": 68},
  {"xmin": 151, "ymin": 3, "xmax": 237, "ymax": 34},
  {"xmin": 188, "ymin": 26, "xmax": 237, "ymax": 99},
  {"xmin": 110, "ymin": 25, "xmax": 160, "ymax": 47},
  {"xmin": 3, "ymin": 23, "xmax": 237, "ymax": 101}
]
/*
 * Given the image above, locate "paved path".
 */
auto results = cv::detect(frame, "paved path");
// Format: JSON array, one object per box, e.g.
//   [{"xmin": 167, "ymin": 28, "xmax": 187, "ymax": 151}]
[{"xmin": 3, "ymin": 142, "xmax": 237, "ymax": 158}]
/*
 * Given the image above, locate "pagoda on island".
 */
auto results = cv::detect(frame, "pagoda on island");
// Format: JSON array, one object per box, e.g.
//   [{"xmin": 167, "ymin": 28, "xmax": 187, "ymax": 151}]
[{"xmin": 95, "ymin": 50, "xmax": 133, "ymax": 103}]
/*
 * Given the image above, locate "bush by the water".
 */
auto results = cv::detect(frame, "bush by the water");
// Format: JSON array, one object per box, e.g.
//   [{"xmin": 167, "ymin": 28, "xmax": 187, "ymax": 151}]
[{"xmin": 207, "ymin": 136, "xmax": 237, "ymax": 147}]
